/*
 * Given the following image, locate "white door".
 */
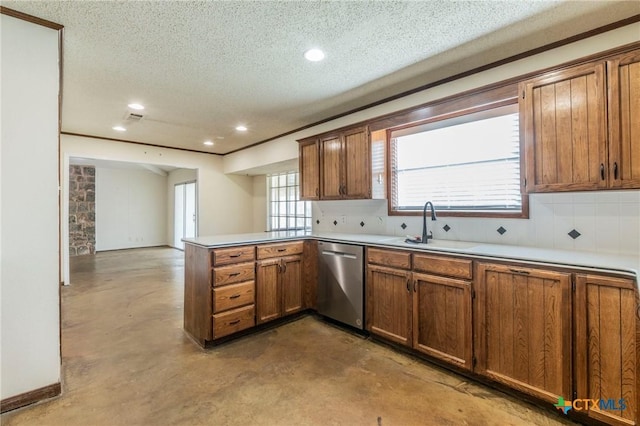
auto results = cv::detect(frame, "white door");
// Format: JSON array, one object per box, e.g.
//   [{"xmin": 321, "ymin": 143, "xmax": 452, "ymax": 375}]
[{"xmin": 174, "ymin": 181, "xmax": 197, "ymax": 249}]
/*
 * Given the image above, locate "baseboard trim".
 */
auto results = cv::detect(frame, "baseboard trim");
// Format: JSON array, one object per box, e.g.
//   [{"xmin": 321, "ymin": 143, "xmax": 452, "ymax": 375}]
[{"xmin": 0, "ymin": 383, "xmax": 61, "ymax": 414}]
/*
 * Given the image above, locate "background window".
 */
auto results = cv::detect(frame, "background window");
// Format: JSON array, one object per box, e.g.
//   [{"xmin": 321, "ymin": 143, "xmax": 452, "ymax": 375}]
[
  {"xmin": 267, "ymin": 171, "xmax": 312, "ymax": 231},
  {"xmin": 390, "ymin": 104, "xmax": 523, "ymax": 216}
]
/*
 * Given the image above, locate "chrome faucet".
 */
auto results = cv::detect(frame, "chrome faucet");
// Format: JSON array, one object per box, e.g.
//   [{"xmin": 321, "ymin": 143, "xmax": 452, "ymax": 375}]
[{"xmin": 421, "ymin": 201, "xmax": 437, "ymax": 244}]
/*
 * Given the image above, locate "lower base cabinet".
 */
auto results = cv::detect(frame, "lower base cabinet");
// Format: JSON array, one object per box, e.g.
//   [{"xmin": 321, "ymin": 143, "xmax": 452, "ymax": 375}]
[
  {"xmin": 413, "ymin": 272, "xmax": 472, "ymax": 369},
  {"xmin": 575, "ymin": 274, "xmax": 639, "ymax": 426},
  {"xmin": 474, "ymin": 263, "xmax": 572, "ymax": 404},
  {"xmin": 256, "ymin": 255, "xmax": 303, "ymax": 325}
]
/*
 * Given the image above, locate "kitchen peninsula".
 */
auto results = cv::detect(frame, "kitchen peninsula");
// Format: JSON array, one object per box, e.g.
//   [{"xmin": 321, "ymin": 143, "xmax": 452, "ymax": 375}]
[{"xmin": 184, "ymin": 231, "xmax": 640, "ymax": 426}]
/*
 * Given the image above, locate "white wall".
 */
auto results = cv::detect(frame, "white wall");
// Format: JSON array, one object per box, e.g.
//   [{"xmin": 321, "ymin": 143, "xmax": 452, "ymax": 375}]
[
  {"xmin": 61, "ymin": 135, "xmax": 254, "ymax": 283},
  {"xmin": 167, "ymin": 168, "xmax": 197, "ymax": 248},
  {"xmin": 224, "ymin": 22, "xmax": 640, "ymax": 175},
  {"xmin": 95, "ymin": 167, "xmax": 167, "ymax": 251},
  {"xmin": 252, "ymin": 175, "xmax": 267, "ymax": 232},
  {"xmin": 1, "ymin": 15, "xmax": 61, "ymax": 400}
]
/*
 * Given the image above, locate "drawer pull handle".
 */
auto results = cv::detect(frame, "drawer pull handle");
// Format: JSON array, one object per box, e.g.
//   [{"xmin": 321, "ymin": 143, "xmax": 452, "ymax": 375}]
[
  {"xmin": 229, "ymin": 294, "xmax": 241, "ymax": 299},
  {"xmin": 277, "ymin": 248, "xmax": 287, "ymax": 252},
  {"xmin": 229, "ymin": 272, "xmax": 240, "ymax": 277},
  {"xmin": 228, "ymin": 319, "xmax": 241, "ymax": 325},
  {"xmin": 509, "ymin": 268, "xmax": 530, "ymax": 275},
  {"xmin": 230, "ymin": 253, "xmax": 242, "ymax": 258}
]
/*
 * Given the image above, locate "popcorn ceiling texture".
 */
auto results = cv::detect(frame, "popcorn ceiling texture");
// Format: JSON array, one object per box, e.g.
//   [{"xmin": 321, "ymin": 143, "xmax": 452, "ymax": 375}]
[
  {"xmin": 312, "ymin": 190, "xmax": 640, "ymax": 257},
  {"xmin": 69, "ymin": 165, "xmax": 96, "ymax": 256},
  {"xmin": 3, "ymin": 1, "xmax": 638, "ymax": 153}
]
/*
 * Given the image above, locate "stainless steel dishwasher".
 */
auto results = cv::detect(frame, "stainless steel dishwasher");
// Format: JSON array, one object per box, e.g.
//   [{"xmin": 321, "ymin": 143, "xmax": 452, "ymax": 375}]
[{"xmin": 317, "ymin": 241, "xmax": 364, "ymax": 330}]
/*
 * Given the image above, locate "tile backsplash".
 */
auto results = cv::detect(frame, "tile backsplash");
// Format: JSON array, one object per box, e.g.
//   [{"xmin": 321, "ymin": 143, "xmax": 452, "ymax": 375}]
[{"xmin": 312, "ymin": 190, "xmax": 640, "ymax": 256}]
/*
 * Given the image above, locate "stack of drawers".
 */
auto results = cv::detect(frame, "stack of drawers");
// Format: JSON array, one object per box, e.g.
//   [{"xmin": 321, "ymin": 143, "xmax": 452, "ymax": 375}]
[{"xmin": 211, "ymin": 246, "xmax": 256, "ymax": 338}]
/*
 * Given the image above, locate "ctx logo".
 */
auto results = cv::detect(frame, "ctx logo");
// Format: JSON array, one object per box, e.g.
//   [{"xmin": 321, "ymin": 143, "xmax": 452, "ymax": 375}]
[{"xmin": 555, "ymin": 396, "xmax": 627, "ymax": 414}]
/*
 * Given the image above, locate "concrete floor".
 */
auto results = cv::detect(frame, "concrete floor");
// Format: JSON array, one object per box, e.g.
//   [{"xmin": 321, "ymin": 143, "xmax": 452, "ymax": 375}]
[{"xmin": 2, "ymin": 247, "xmax": 576, "ymax": 426}]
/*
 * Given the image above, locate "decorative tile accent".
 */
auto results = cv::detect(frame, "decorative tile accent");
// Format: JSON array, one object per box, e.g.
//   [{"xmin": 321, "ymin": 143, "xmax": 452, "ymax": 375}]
[
  {"xmin": 401, "ymin": 223, "xmax": 407, "ymax": 230},
  {"xmin": 568, "ymin": 229, "xmax": 581, "ymax": 239},
  {"xmin": 497, "ymin": 226, "xmax": 507, "ymax": 235},
  {"xmin": 316, "ymin": 220, "xmax": 320, "ymax": 225},
  {"xmin": 360, "ymin": 221, "xmax": 365, "ymax": 227},
  {"xmin": 333, "ymin": 220, "xmax": 338, "ymax": 226},
  {"xmin": 443, "ymin": 224, "xmax": 451, "ymax": 232}
]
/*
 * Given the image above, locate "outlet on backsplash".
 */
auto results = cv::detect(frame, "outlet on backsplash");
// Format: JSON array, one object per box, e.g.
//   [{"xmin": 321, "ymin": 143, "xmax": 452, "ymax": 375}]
[{"xmin": 311, "ymin": 191, "xmax": 640, "ymax": 256}]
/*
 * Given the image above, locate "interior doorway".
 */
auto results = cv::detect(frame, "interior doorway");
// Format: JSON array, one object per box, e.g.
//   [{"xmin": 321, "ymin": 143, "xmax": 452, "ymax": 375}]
[{"xmin": 174, "ymin": 181, "xmax": 197, "ymax": 249}]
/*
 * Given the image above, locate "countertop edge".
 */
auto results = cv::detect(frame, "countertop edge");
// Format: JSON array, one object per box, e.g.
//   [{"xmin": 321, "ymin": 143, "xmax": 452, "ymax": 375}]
[{"xmin": 183, "ymin": 233, "xmax": 640, "ymax": 282}]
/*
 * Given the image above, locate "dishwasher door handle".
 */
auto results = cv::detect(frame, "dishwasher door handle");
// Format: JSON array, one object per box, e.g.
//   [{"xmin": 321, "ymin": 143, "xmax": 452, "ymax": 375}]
[{"xmin": 321, "ymin": 250, "xmax": 357, "ymax": 259}]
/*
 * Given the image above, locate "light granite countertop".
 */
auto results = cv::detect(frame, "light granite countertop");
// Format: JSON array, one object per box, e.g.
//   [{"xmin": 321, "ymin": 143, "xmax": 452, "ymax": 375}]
[{"xmin": 184, "ymin": 231, "xmax": 640, "ymax": 284}]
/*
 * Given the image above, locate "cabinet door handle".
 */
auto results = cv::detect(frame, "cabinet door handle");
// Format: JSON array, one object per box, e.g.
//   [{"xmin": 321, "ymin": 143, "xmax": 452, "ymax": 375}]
[
  {"xmin": 229, "ymin": 294, "xmax": 241, "ymax": 299},
  {"xmin": 614, "ymin": 162, "xmax": 618, "ymax": 180},
  {"xmin": 509, "ymin": 268, "xmax": 530, "ymax": 275},
  {"xmin": 228, "ymin": 319, "xmax": 241, "ymax": 325},
  {"xmin": 413, "ymin": 281, "xmax": 417, "ymax": 292},
  {"xmin": 600, "ymin": 163, "xmax": 605, "ymax": 181},
  {"xmin": 406, "ymin": 279, "xmax": 410, "ymax": 292},
  {"xmin": 315, "ymin": 188, "xmax": 319, "ymax": 196}
]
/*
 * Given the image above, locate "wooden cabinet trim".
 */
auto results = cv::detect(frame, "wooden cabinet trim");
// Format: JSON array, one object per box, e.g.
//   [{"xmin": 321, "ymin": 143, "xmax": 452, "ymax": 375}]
[
  {"xmin": 366, "ymin": 247, "xmax": 411, "ymax": 270},
  {"xmin": 412, "ymin": 253, "xmax": 472, "ymax": 279},
  {"xmin": 257, "ymin": 241, "xmax": 304, "ymax": 259},
  {"xmin": 212, "ymin": 246, "xmax": 255, "ymax": 266}
]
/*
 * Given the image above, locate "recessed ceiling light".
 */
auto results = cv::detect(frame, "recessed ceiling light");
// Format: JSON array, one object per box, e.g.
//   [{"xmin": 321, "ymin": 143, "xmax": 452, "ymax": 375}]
[
  {"xmin": 304, "ymin": 48, "xmax": 325, "ymax": 62},
  {"xmin": 235, "ymin": 125, "xmax": 248, "ymax": 132},
  {"xmin": 112, "ymin": 126, "xmax": 126, "ymax": 132},
  {"xmin": 203, "ymin": 141, "xmax": 214, "ymax": 146},
  {"xmin": 128, "ymin": 103, "xmax": 144, "ymax": 110}
]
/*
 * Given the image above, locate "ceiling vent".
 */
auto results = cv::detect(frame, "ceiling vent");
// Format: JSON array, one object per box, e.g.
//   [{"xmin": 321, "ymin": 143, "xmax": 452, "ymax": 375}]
[{"xmin": 124, "ymin": 112, "xmax": 144, "ymax": 122}]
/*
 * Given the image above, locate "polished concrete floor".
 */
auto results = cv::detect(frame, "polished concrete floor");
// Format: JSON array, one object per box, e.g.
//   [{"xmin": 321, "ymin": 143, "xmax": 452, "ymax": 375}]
[{"xmin": 2, "ymin": 247, "xmax": 575, "ymax": 426}]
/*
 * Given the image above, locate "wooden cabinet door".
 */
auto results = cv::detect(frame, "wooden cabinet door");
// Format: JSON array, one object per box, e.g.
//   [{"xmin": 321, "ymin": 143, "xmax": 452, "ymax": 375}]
[
  {"xmin": 608, "ymin": 49, "xmax": 640, "ymax": 189},
  {"xmin": 299, "ymin": 139, "xmax": 320, "ymax": 200},
  {"xmin": 366, "ymin": 264, "xmax": 412, "ymax": 346},
  {"xmin": 281, "ymin": 255, "xmax": 303, "ymax": 315},
  {"xmin": 574, "ymin": 274, "xmax": 638, "ymax": 426},
  {"xmin": 256, "ymin": 259, "xmax": 281, "ymax": 324},
  {"xmin": 413, "ymin": 273, "xmax": 472, "ymax": 370},
  {"xmin": 521, "ymin": 61, "xmax": 607, "ymax": 192},
  {"xmin": 475, "ymin": 263, "xmax": 572, "ymax": 403},
  {"xmin": 343, "ymin": 126, "xmax": 371, "ymax": 199},
  {"xmin": 320, "ymin": 133, "xmax": 343, "ymax": 199}
]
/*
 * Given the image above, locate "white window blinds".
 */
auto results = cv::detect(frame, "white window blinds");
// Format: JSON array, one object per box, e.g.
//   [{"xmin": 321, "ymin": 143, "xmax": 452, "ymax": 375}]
[{"xmin": 391, "ymin": 104, "xmax": 521, "ymax": 212}]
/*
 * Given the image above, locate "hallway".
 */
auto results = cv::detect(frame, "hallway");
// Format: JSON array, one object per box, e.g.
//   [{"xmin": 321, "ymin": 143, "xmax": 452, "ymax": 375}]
[{"xmin": 2, "ymin": 247, "xmax": 573, "ymax": 425}]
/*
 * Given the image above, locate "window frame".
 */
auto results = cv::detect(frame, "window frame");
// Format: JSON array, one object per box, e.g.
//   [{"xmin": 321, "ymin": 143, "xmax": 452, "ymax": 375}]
[
  {"xmin": 266, "ymin": 170, "xmax": 312, "ymax": 232},
  {"xmin": 385, "ymin": 88, "xmax": 529, "ymax": 218}
]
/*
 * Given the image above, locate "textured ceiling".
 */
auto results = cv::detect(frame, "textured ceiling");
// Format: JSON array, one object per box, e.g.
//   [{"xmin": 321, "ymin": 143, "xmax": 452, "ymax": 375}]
[{"xmin": 3, "ymin": 1, "xmax": 639, "ymax": 154}]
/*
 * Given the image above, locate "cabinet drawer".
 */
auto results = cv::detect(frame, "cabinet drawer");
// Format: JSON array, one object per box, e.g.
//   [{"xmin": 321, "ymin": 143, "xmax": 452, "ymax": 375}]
[
  {"xmin": 257, "ymin": 241, "xmax": 303, "ymax": 259},
  {"xmin": 213, "ymin": 281, "xmax": 255, "ymax": 313},
  {"xmin": 367, "ymin": 248, "xmax": 411, "ymax": 270},
  {"xmin": 211, "ymin": 246, "xmax": 255, "ymax": 266},
  {"xmin": 413, "ymin": 254, "xmax": 472, "ymax": 279},
  {"xmin": 212, "ymin": 305, "xmax": 255, "ymax": 339},
  {"xmin": 213, "ymin": 262, "xmax": 255, "ymax": 287}
]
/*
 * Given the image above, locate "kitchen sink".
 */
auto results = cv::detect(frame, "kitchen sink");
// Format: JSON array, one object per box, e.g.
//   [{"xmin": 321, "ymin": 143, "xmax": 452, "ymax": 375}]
[{"xmin": 376, "ymin": 236, "xmax": 479, "ymax": 250}]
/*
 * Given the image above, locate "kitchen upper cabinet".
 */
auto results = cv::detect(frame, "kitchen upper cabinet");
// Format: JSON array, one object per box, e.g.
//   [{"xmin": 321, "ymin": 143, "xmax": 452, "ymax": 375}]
[
  {"xmin": 574, "ymin": 274, "xmax": 638, "ymax": 426},
  {"xmin": 320, "ymin": 133, "xmax": 343, "ymax": 199},
  {"xmin": 521, "ymin": 61, "xmax": 608, "ymax": 192},
  {"xmin": 300, "ymin": 125, "xmax": 372, "ymax": 200},
  {"xmin": 475, "ymin": 263, "xmax": 572, "ymax": 403},
  {"xmin": 608, "ymin": 49, "xmax": 640, "ymax": 189},
  {"xmin": 521, "ymin": 48, "xmax": 640, "ymax": 193},
  {"xmin": 299, "ymin": 138, "xmax": 320, "ymax": 200}
]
